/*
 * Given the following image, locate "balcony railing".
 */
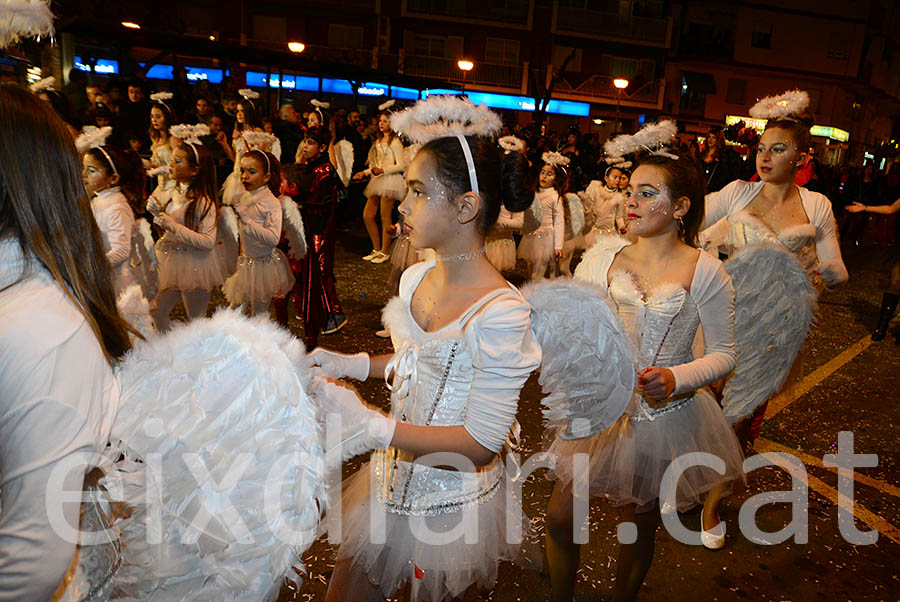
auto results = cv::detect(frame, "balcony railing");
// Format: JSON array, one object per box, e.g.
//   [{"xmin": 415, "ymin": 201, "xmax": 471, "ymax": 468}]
[
  {"xmin": 554, "ymin": 74, "xmax": 665, "ymax": 109},
  {"xmin": 402, "ymin": 54, "xmax": 525, "ymax": 90},
  {"xmin": 404, "ymin": 0, "xmax": 532, "ymax": 26},
  {"xmin": 553, "ymin": 3, "xmax": 671, "ymax": 47}
]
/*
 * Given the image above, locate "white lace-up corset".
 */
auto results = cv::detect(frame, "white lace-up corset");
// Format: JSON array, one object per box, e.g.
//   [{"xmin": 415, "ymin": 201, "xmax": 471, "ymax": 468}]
[
  {"xmin": 608, "ymin": 271, "xmax": 701, "ymax": 421},
  {"xmin": 372, "ymin": 288, "xmax": 514, "ymax": 516}
]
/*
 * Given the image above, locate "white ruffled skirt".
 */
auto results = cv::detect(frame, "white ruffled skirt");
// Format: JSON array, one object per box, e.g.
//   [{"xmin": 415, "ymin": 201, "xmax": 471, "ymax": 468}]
[
  {"xmin": 548, "ymin": 389, "xmax": 744, "ymax": 512},
  {"xmin": 485, "ymin": 234, "xmax": 517, "ymax": 272},
  {"xmin": 334, "ymin": 460, "xmax": 536, "ymax": 602},
  {"xmin": 155, "ymin": 240, "xmax": 227, "ymax": 292},
  {"xmin": 223, "ymin": 248, "xmax": 294, "ymax": 305},
  {"xmin": 364, "ymin": 174, "xmax": 406, "ymax": 200},
  {"xmin": 517, "ymin": 227, "xmax": 556, "ymax": 266}
]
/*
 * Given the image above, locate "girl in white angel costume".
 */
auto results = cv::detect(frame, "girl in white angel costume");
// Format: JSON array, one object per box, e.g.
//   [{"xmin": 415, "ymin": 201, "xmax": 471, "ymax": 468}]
[
  {"xmin": 309, "ymin": 97, "xmax": 541, "ymax": 602},
  {"xmin": 220, "ymin": 89, "xmax": 281, "ymax": 207},
  {"xmin": 518, "ymin": 152, "xmax": 566, "ymax": 280},
  {"xmin": 545, "ymin": 123, "xmax": 745, "ymax": 602},
  {"xmin": 699, "ymin": 90, "xmax": 847, "ymax": 549}
]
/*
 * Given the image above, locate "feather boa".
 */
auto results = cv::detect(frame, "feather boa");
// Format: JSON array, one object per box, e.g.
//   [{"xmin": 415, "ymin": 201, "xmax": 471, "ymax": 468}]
[
  {"xmin": 75, "ymin": 126, "xmax": 113, "ymax": 153},
  {"xmin": 604, "ymin": 120, "xmax": 678, "ymax": 163},
  {"xmin": 390, "ymin": 96, "xmax": 503, "ymax": 144},
  {"xmin": 0, "ymin": 0, "xmax": 54, "ymax": 47},
  {"xmin": 749, "ymin": 89, "xmax": 809, "ymax": 121}
]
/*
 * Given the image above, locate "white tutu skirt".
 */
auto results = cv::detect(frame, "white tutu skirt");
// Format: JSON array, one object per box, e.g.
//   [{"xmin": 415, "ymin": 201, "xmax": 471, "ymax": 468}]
[
  {"xmin": 364, "ymin": 174, "xmax": 407, "ymax": 200},
  {"xmin": 334, "ymin": 461, "xmax": 536, "ymax": 602},
  {"xmin": 517, "ymin": 228, "xmax": 555, "ymax": 265},
  {"xmin": 223, "ymin": 248, "xmax": 294, "ymax": 305},
  {"xmin": 548, "ymin": 389, "xmax": 744, "ymax": 512},
  {"xmin": 220, "ymin": 170, "xmax": 244, "ymax": 207},
  {"xmin": 390, "ymin": 234, "xmax": 420, "ymax": 271},
  {"xmin": 156, "ymin": 240, "xmax": 228, "ymax": 292},
  {"xmin": 485, "ymin": 235, "xmax": 517, "ymax": 272}
]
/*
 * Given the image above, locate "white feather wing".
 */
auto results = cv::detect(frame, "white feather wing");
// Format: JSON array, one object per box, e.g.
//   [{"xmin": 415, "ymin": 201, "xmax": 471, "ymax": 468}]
[
  {"xmin": 216, "ymin": 206, "xmax": 240, "ymax": 277},
  {"xmin": 130, "ymin": 218, "xmax": 159, "ymax": 301},
  {"xmin": 565, "ymin": 193, "xmax": 585, "ymax": 237},
  {"xmin": 116, "ymin": 284, "xmax": 155, "ymax": 343},
  {"xmin": 333, "ymin": 139, "xmax": 354, "ymax": 188},
  {"xmin": 281, "ymin": 195, "xmax": 307, "ymax": 260},
  {"xmin": 721, "ymin": 242, "xmax": 816, "ymax": 423},
  {"xmin": 103, "ymin": 310, "xmax": 324, "ymax": 601},
  {"xmin": 522, "ymin": 279, "xmax": 636, "ymax": 439}
]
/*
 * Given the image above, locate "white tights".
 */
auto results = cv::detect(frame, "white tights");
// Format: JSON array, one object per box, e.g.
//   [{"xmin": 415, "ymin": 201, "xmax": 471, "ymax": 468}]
[{"xmin": 152, "ymin": 288, "xmax": 211, "ymax": 331}]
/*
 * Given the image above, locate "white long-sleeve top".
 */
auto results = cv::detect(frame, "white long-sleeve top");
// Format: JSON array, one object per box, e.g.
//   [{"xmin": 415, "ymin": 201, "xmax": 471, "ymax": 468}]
[
  {"xmin": 91, "ymin": 187, "xmax": 135, "ymax": 294},
  {"xmin": 234, "ymin": 186, "xmax": 283, "ymax": 259},
  {"xmin": 522, "ymin": 188, "xmax": 565, "ymax": 252},
  {"xmin": 0, "ymin": 238, "xmax": 118, "ymax": 601},
  {"xmin": 150, "ymin": 184, "xmax": 218, "ymax": 251},
  {"xmin": 701, "ymin": 180, "xmax": 848, "ymax": 286},
  {"xmin": 363, "ymin": 136, "xmax": 407, "ymax": 177}
]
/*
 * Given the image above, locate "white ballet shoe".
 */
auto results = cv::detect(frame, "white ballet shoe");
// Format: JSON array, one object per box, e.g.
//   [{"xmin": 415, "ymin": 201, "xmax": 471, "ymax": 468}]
[{"xmin": 700, "ymin": 521, "xmax": 726, "ymax": 550}]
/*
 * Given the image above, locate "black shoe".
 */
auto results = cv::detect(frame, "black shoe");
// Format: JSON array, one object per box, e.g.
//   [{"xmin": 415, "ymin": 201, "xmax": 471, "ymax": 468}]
[
  {"xmin": 322, "ymin": 312, "xmax": 348, "ymax": 335},
  {"xmin": 872, "ymin": 292, "xmax": 899, "ymax": 341}
]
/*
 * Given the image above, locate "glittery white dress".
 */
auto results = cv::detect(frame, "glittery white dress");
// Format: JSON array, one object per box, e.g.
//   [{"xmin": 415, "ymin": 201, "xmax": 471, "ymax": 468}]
[
  {"xmin": 150, "ymin": 184, "xmax": 227, "ymax": 292},
  {"xmin": 485, "ymin": 207, "xmax": 523, "ymax": 272},
  {"xmin": 518, "ymin": 188, "xmax": 564, "ymax": 266},
  {"xmin": 149, "ymin": 141, "xmax": 175, "ymax": 192},
  {"xmin": 220, "ymin": 135, "xmax": 251, "ymax": 208},
  {"xmin": 553, "ymin": 236, "xmax": 744, "ymax": 510},
  {"xmin": 90, "ymin": 186, "xmax": 136, "ymax": 296},
  {"xmin": 581, "ymin": 181, "xmax": 623, "ymax": 248},
  {"xmin": 363, "ymin": 137, "xmax": 408, "ymax": 200},
  {"xmin": 335, "ymin": 260, "xmax": 541, "ymax": 602}
]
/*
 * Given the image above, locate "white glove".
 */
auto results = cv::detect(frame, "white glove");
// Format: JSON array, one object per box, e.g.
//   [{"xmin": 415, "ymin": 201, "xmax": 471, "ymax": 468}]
[
  {"xmin": 308, "ymin": 348, "xmax": 370, "ymax": 381},
  {"xmin": 314, "ymin": 379, "xmax": 397, "ymax": 462}
]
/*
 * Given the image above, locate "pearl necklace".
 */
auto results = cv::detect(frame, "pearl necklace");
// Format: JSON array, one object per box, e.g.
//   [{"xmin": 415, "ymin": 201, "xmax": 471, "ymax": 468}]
[{"xmin": 436, "ymin": 247, "xmax": 486, "ymax": 263}]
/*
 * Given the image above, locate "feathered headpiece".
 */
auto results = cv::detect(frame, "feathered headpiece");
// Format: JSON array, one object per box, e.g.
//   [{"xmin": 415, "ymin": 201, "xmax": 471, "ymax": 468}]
[
  {"xmin": 150, "ymin": 91, "xmax": 173, "ymax": 103},
  {"xmin": 749, "ymin": 89, "xmax": 810, "ymax": 121},
  {"xmin": 169, "ymin": 123, "xmax": 210, "ymax": 145},
  {"xmin": 75, "ymin": 125, "xmax": 112, "ymax": 153},
  {"xmin": 542, "ymin": 151, "xmax": 570, "ymax": 168},
  {"xmin": 605, "ymin": 159, "xmax": 632, "ymax": 170},
  {"xmin": 604, "ymin": 120, "xmax": 679, "ymax": 163},
  {"xmin": 238, "ymin": 88, "xmax": 260, "ymax": 100},
  {"xmin": 29, "ymin": 75, "xmax": 56, "ymax": 93},
  {"xmin": 310, "ymin": 99, "xmax": 330, "ymax": 109},
  {"xmin": 389, "ymin": 96, "xmax": 502, "ymax": 145},
  {"xmin": 378, "ymin": 99, "xmax": 396, "ymax": 112},
  {"xmin": 242, "ymin": 130, "xmax": 279, "ymax": 152},
  {"xmin": 498, "ymin": 135, "xmax": 525, "ymax": 154},
  {"xmin": 0, "ymin": 0, "xmax": 54, "ymax": 47}
]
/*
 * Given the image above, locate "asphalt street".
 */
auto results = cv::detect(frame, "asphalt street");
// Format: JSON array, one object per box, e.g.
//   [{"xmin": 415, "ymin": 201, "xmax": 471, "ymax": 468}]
[{"xmin": 253, "ymin": 221, "xmax": 900, "ymax": 602}]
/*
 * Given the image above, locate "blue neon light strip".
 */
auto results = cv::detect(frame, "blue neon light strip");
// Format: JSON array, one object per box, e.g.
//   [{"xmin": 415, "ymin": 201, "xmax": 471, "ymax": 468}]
[
  {"xmin": 424, "ymin": 89, "xmax": 590, "ymax": 117},
  {"xmin": 74, "ymin": 56, "xmax": 119, "ymax": 74}
]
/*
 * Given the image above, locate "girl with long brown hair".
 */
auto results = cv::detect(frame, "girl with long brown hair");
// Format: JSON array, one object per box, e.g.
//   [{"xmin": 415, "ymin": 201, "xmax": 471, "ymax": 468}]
[
  {"xmin": 0, "ymin": 83, "xmax": 134, "ymax": 599},
  {"xmin": 147, "ymin": 139, "xmax": 225, "ymax": 330}
]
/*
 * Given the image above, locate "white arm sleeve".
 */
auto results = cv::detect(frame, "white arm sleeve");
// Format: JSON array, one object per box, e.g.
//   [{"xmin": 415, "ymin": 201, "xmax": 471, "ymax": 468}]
[
  {"xmin": 702, "ymin": 180, "xmax": 745, "ymax": 230},
  {"xmin": 462, "ymin": 295, "xmax": 541, "ymax": 453},
  {"xmin": 669, "ymin": 254, "xmax": 737, "ymax": 395},
  {"xmin": 552, "ymin": 193, "xmax": 565, "ymax": 251},
  {"xmin": 102, "ymin": 204, "xmax": 134, "ymax": 268},
  {"xmin": 166, "ymin": 202, "xmax": 217, "ymax": 250},
  {"xmin": 807, "ymin": 192, "xmax": 849, "ymax": 286}
]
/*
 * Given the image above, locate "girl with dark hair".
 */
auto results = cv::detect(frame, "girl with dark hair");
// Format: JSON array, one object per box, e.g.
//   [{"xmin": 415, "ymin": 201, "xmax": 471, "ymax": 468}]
[
  {"xmin": 0, "ymin": 83, "xmax": 134, "ymax": 599},
  {"xmin": 147, "ymin": 140, "xmax": 225, "ymax": 330},
  {"xmin": 518, "ymin": 152, "xmax": 567, "ymax": 280},
  {"xmin": 223, "ymin": 149, "xmax": 294, "ymax": 317},
  {"xmin": 582, "ymin": 164, "xmax": 627, "ymax": 247},
  {"xmin": 310, "ymin": 98, "xmax": 541, "ymax": 602},
  {"xmin": 546, "ymin": 130, "xmax": 744, "ymax": 601},
  {"xmin": 148, "ymin": 92, "xmax": 179, "ymax": 190},
  {"xmin": 220, "ymin": 91, "xmax": 279, "ymax": 207},
  {"xmin": 82, "ymin": 142, "xmax": 147, "ymax": 294},
  {"xmin": 354, "ymin": 111, "xmax": 408, "ymax": 263}
]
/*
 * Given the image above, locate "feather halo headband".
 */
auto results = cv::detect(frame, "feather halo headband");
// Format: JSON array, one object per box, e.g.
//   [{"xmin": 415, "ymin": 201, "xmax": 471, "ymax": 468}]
[
  {"xmin": 389, "ymin": 96, "xmax": 502, "ymax": 145},
  {"xmin": 310, "ymin": 99, "xmax": 330, "ymax": 109},
  {"xmin": 498, "ymin": 135, "xmax": 525, "ymax": 154},
  {"xmin": 242, "ymin": 131, "xmax": 279, "ymax": 152},
  {"xmin": 378, "ymin": 99, "xmax": 396, "ymax": 112},
  {"xmin": 604, "ymin": 120, "xmax": 679, "ymax": 163},
  {"xmin": 238, "ymin": 88, "xmax": 260, "ymax": 100},
  {"xmin": 150, "ymin": 91, "xmax": 173, "ymax": 103},
  {"xmin": 0, "ymin": 0, "xmax": 54, "ymax": 47},
  {"xmin": 75, "ymin": 126, "xmax": 112, "ymax": 153},
  {"xmin": 749, "ymin": 89, "xmax": 810, "ymax": 121},
  {"xmin": 169, "ymin": 124, "xmax": 210, "ymax": 145},
  {"xmin": 542, "ymin": 151, "xmax": 570, "ymax": 168},
  {"xmin": 29, "ymin": 76, "xmax": 56, "ymax": 93}
]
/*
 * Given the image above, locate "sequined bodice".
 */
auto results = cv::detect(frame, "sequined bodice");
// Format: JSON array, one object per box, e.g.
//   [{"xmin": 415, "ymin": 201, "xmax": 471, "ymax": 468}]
[
  {"xmin": 608, "ymin": 271, "xmax": 700, "ymax": 420},
  {"xmin": 725, "ymin": 212, "xmax": 818, "ymax": 279}
]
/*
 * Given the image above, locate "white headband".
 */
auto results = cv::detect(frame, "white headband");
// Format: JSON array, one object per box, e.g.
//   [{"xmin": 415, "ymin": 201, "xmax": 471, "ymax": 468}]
[
  {"xmin": 455, "ymin": 134, "xmax": 479, "ymax": 195},
  {"xmin": 185, "ymin": 142, "xmax": 200, "ymax": 164},
  {"xmin": 96, "ymin": 146, "xmax": 118, "ymax": 176}
]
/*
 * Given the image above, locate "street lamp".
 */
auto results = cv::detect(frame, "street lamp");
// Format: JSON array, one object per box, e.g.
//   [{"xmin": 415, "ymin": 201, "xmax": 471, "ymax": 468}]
[
  {"xmin": 458, "ymin": 59, "xmax": 474, "ymax": 95},
  {"xmin": 121, "ymin": 21, "xmax": 141, "ymax": 29},
  {"xmin": 613, "ymin": 77, "xmax": 629, "ymax": 133},
  {"xmin": 288, "ymin": 42, "xmax": 306, "ymax": 53}
]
